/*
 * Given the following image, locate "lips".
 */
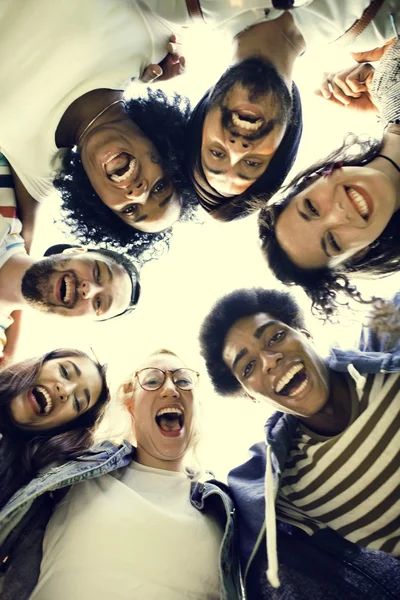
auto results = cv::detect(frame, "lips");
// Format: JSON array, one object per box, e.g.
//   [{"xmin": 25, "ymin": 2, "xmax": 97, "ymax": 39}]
[
  {"xmin": 155, "ymin": 405, "xmax": 184, "ymax": 438},
  {"xmin": 274, "ymin": 362, "xmax": 309, "ymax": 398},
  {"xmin": 29, "ymin": 385, "xmax": 53, "ymax": 416},
  {"xmin": 56, "ymin": 273, "xmax": 75, "ymax": 306},
  {"xmin": 103, "ymin": 152, "xmax": 138, "ymax": 188},
  {"xmin": 345, "ymin": 185, "xmax": 373, "ymax": 221}
]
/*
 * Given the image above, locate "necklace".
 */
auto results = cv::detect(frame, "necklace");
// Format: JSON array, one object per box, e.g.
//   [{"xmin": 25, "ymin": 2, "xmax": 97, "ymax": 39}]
[
  {"xmin": 77, "ymin": 99, "xmax": 125, "ymax": 146},
  {"xmin": 377, "ymin": 154, "xmax": 400, "ymax": 173}
]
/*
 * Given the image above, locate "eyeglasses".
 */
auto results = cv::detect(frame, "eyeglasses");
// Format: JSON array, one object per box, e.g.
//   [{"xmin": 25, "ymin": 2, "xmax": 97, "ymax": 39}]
[{"xmin": 135, "ymin": 368, "xmax": 200, "ymax": 391}]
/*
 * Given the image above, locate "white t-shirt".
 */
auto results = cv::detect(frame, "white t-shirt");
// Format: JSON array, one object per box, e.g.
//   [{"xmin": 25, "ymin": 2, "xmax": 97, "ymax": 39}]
[
  {"xmin": 31, "ymin": 461, "xmax": 223, "ymax": 600},
  {"xmin": 0, "ymin": 0, "xmax": 174, "ymax": 202}
]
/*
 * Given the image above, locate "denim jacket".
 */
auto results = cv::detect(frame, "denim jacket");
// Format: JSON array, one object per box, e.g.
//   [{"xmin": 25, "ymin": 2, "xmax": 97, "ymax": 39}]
[
  {"xmin": 228, "ymin": 326, "xmax": 400, "ymax": 599},
  {"xmin": 0, "ymin": 440, "xmax": 244, "ymax": 600}
]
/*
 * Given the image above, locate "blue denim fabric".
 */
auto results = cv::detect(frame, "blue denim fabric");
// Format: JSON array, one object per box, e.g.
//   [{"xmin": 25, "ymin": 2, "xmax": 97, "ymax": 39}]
[
  {"xmin": 228, "ymin": 329, "xmax": 400, "ymax": 598},
  {"xmin": 0, "ymin": 441, "xmax": 243, "ymax": 600}
]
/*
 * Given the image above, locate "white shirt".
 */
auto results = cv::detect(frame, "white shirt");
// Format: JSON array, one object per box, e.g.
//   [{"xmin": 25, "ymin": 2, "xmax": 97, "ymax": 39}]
[
  {"xmin": 31, "ymin": 461, "xmax": 223, "ymax": 600},
  {"xmin": 0, "ymin": 0, "xmax": 174, "ymax": 201}
]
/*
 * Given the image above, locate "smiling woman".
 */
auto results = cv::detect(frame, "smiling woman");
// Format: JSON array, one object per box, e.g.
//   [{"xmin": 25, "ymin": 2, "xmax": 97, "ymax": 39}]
[{"xmin": 0, "ymin": 348, "xmax": 110, "ymax": 509}]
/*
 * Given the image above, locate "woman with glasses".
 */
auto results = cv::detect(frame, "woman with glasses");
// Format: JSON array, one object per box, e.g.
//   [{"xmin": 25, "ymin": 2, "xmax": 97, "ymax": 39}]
[{"xmin": 11, "ymin": 349, "xmax": 243, "ymax": 600}]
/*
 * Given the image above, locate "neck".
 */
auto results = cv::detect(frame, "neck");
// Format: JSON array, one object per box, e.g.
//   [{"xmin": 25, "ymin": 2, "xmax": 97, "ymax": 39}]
[
  {"xmin": 234, "ymin": 13, "xmax": 305, "ymax": 91},
  {"xmin": 135, "ymin": 446, "xmax": 185, "ymax": 473},
  {"xmin": 55, "ymin": 88, "xmax": 124, "ymax": 148},
  {"xmin": 370, "ymin": 124, "xmax": 400, "ymax": 212},
  {"xmin": 299, "ymin": 371, "xmax": 352, "ymax": 436},
  {"xmin": 0, "ymin": 253, "xmax": 34, "ymax": 311}
]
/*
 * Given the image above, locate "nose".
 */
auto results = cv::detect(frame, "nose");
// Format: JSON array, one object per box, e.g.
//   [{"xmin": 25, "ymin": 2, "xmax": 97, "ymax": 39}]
[
  {"xmin": 160, "ymin": 375, "xmax": 180, "ymax": 398},
  {"xmin": 79, "ymin": 279, "xmax": 102, "ymax": 300},
  {"xmin": 260, "ymin": 350, "xmax": 283, "ymax": 375},
  {"xmin": 125, "ymin": 179, "xmax": 149, "ymax": 203},
  {"xmin": 55, "ymin": 381, "xmax": 75, "ymax": 403},
  {"xmin": 326, "ymin": 195, "xmax": 352, "ymax": 226},
  {"xmin": 227, "ymin": 136, "xmax": 252, "ymax": 154}
]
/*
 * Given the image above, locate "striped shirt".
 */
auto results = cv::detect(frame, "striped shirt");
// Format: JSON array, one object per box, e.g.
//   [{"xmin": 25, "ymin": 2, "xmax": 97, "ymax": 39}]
[
  {"xmin": 0, "ymin": 153, "xmax": 25, "ymax": 356},
  {"xmin": 276, "ymin": 371, "xmax": 400, "ymax": 557}
]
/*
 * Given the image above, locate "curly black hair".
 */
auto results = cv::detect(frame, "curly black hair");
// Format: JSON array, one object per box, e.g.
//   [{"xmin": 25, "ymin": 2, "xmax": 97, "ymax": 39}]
[
  {"xmin": 258, "ymin": 136, "xmax": 398, "ymax": 320},
  {"xmin": 199, "ymin": 288, "xmax": 304, "ymax": 396},
  {"xmin": 54, "ymin": 89, "xmax": 199, "ymax": 264}
]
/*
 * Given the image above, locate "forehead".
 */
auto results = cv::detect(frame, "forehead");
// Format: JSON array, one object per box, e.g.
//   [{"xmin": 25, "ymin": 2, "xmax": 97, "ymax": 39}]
[
  {"xmin": 138, "ymin": 353, "xmax": 186, "ymax": 372},
  {"xmin": 223, "ymin": 312, "xmax": 281, "ymax": 361}
]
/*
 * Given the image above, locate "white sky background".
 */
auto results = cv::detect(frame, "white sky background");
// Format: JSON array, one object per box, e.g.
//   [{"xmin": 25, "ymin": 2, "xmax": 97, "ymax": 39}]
[{"xmin": 15, "ymin": 25, "xmax": 399, "ymax": 479}]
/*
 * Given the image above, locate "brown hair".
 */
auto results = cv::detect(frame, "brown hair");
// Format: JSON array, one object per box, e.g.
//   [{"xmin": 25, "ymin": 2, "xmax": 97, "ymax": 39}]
[{"xmin": 0, "ymin": 349, "xmax": 110, "ymax": 509}]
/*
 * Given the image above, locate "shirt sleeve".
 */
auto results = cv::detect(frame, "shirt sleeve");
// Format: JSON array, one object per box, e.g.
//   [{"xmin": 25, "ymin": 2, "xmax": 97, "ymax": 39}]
[{"xmin": 0, "ymin": 153, "xmax": 26, "ymax": 270}]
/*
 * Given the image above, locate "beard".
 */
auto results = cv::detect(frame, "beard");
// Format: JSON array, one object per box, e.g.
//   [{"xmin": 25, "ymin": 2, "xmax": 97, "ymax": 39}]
[
  {"xmin": 208, "ymin": 57, "xmax": 292, "ymax": 140},
  {"xmin": 21, "ymin": 257, "xmax": 78, "ymax": 313}
]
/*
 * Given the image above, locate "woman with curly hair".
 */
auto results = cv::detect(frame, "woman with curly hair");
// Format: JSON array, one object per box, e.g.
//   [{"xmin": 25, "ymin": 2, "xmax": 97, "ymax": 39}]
[
  {"xmin": 0, "ymin": 348, "xmax": 110, "ymax": 511},
  {"xmin": 258, "ymin": 41, "xmax": 400, "ymax": 318},
  {"xmin": 0, "ymin": 0, "xmax": 196, "ymax": 259}
]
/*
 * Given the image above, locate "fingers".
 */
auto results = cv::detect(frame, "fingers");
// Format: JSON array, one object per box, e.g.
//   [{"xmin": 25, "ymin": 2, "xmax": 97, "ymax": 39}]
[
  {"xmin": 316, "ymin": 64, "xmax": 375, "ymax": 107},
  {"xmin": 140, "ymin": 64, "xmax": 163, "ymax": 83}
]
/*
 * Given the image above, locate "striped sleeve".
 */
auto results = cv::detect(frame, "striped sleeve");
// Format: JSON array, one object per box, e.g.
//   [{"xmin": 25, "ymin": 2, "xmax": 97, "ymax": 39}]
[{"xmin": 0, "ymin": 153, "xmax": 25, "ymax": 270}]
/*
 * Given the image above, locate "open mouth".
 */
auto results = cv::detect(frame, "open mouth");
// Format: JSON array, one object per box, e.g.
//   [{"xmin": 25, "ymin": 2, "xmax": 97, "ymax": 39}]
[
  {"xmin": 104, "ymin": 152, "xmax": 137, "ymax": 185},
  {"xmin": 274, "ymin": 363, "xmax": 308, "ymax": 398},
  {"xmin": 57, "ymin": 274, "xmax": 75, "ymax": 306},
  {"xmin": 231, "ymin": 110, "xmax": 263, "ymax": 133},
  {"xmin": 345, "ymin": 186, "xmax": 371, "ymax": 221},
  {"xmin": 155, "ymin": 406, "xmax": 184, "ymax": 437},
  {"xmin": 31, "ymin": 385, "xmax": 53, "ymax": 415}
]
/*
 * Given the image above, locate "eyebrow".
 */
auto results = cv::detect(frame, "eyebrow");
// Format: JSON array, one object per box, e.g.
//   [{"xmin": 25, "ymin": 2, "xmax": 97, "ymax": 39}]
[
  {"xmin": 68, "ymin": 360, "xmax": 91, "ymax": 409},
  {"xmin": 321, "ymin": 238, "xmax": 331, "ymax": 258},
  {"xmin": 203, "ymin": 162, "xmax": 256, "ymax": 182},
  {"xmin": 133, "ymin": 214, "xmax": 148, "ymax": 223},
  {"xmin": 159, "ymin": 192, "xmax": 173, "ymax": 207},
  {"xmin": 231, "ymin": 321, "xmax": 280, "ymax": 374},
  {"xmin": 296, "ymin": 206, "xmax": 311, "ymax": 222}
]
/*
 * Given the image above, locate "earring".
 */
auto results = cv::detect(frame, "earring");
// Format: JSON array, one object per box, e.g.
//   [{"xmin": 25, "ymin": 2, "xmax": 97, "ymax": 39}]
[{"xmin": 322, "ymin": 161, "xmax": 344, "ymax": 178}]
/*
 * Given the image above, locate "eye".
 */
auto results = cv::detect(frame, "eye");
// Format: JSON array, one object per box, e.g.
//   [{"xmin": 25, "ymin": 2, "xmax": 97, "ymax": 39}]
[
  {"xmin": 122, "ymin": 204, "xmax": 138, "ymax": 216},
  {"xmin": 245, "ymin": 160, "xmax": 261, "ymax": 168},
  {"xmin": 95, "ymin": 296, "xmax": 102, "ymax": 314},
  {"xmin": 242, "ymin": 360, "xmax": 256, "ymax": 379},
  {"xmin": 59, "ymin": 364, "xmax": 70, "ymax": 380},
  {"xmin": 210, "ymin": 149, "xmax": 225, "ymax": 159},
  {"xmin": 328, "ymin": 232, "xmax": 341, "ymax": 253},
  {"xmin": 269, "ymin": 330, "xmax": 285, "ymax": 345},
  {"xmin": 74, "ymin": 396, "xmax": 81, "ymax": 414},
  {"xmin": 305, "ymin": 198, "xmax": 319, "ymax": 217},
  {"xmin": 153, "ymin": 179, "xmax": 166, "ymax": 195},
  {"xmin": 151, "ymin": 153, "xmax": 161, "ymax": 164}
]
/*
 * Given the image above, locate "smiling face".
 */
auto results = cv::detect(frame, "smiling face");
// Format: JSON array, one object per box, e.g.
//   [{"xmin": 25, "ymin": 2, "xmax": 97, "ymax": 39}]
[
  {"xmin": 222, "ymin": 312, "xmax": 329, "ymax": 417},
  {"xmin": 21, "ymin": 251, "xmax": 134, "ymax": 321},
  {"xmin": 8, "ymin": 355, "xmax": 103, "ymax": 431},
  {"xmin": 201, "ymin": 58, "xmax": 291, "ymax": 197},
  {"xmin": 80, "ymin": 118, "xmax": 182, "ymax": 233},
  {"xmin": 276, "ymin": 166, "xmax": 398, "ymax": 269},
  {"xmin": 128, "ymin": 353, "xmax": 198, "ymax": 471}
]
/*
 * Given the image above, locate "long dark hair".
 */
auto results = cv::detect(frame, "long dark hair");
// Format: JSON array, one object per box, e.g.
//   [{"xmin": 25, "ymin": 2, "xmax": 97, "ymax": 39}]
[
  {"xmin": 0, "ymin": 349, "xmax": 110, "ymax": 509},
  {"xmin": 258, "ymin": 135, "xmax": 400, "ymax": 319}
]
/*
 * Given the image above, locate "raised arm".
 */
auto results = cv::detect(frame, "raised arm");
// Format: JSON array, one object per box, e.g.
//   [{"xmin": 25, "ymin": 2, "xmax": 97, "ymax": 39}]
[{"xmin": 10, "ymin": 167, "xmax": 38, "ymax": 255}]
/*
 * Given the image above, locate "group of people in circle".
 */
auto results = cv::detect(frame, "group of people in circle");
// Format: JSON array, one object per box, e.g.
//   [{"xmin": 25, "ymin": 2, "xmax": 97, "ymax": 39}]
[{"xmin": 0, "ymin": 1, "xmax": 399, "ymax": 599}]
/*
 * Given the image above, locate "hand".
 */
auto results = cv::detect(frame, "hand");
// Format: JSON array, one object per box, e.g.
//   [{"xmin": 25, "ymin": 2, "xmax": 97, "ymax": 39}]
[
  {"xmin": 315, "ymin": 63, "xmax": 378, "ymax": 113},
  {"xmin": 141, "ymin": 35, "xmax": 185, "ymax": 84}
]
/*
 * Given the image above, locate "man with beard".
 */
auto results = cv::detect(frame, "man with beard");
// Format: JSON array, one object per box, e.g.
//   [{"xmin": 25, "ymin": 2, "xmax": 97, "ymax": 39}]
[
  {"xmin": 199, "ymin": 287, "xmax": 400, "ymax": 598},
  {"xmin": 185, "ymin": 1, "xmax": 399, "ymax": 221},
  {"xmin": 0, "ymin": 156, "xmax": 140, "ymax": 360}
]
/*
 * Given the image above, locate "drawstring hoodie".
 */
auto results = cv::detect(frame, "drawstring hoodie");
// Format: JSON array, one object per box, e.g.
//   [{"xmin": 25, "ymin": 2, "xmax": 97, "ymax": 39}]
[{"xmin": 262, "ymin": 362, "xmax": 366, "ymax": 590}]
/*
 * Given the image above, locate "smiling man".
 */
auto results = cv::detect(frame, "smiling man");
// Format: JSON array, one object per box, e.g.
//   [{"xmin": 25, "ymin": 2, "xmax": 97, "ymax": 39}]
[{"xmin": 200, "ymin": 287, "xmax": 400, "ymax": 598}]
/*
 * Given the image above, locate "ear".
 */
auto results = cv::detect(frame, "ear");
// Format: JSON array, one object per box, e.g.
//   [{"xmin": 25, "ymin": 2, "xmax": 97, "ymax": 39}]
[
  {"xmin": 120, "ymin": 380, "xmax": 134, "ymax": 411},
  {"xmin": 62, "ymin": 246, "xmax": 87, "ymax": 255},
  {"xmin": 300, "ymin": 328, "xmax": 313, "ymax": 341}
]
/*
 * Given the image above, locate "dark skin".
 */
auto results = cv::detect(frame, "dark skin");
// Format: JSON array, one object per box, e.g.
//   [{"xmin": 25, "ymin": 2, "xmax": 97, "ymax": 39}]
[{"xmin": 304, "ymin": 370, "xmax": 353, "ymax": 436}]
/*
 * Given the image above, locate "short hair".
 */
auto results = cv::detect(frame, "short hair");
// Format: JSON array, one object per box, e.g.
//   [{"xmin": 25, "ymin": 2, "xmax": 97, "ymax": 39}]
[
  {"xmin": 54, "ymin": 89, "xmax": 199, "ymax": 263},
  {"xmin": 258, "ymin": 135, "xmax": 399, "ymax": 320},
  {"xmin": 185, "ymin": 81, "xmax": 302, "ymax": 222},
  {"xmin": 44, "ymin": 244, "xmax": 140, "ymax": 317},
  {"xmin": 199, "ymin": 288, "xmax": 304, "ymax": 396}
]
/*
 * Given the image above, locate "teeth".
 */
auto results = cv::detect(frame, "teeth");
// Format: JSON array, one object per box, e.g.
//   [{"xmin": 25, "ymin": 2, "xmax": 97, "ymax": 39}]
[
  {"xmin": 275, "ymin": 363, "xmax": 304, "ymax": 393},
  {"xmin": 110, "ymin": 157, "xmax": 136, "ymax": 183},
  {"xmin": 347, "ymin": 188, "xmax": 369, "ymax": 218},
  {"xmin": 156, "ymin": 406, "xmax": 183, "ymax": 418},
  {"xmin": 35, "ymin": 385, "xmax": 53, "ymax": 414},
  {"xmin": 63, "ymin": 275, "xmax": 72, "ymax": 304},
  {"xmin": 105, "ymin": 153, "xmax": 121, "ymax": 165},
  {"xmin": 289, "ymin": 376, "xmax": 308, "ymax": 397},
  {"xmin": 232, "ymin": 112, "xmax": 262, "ymax": 132}
]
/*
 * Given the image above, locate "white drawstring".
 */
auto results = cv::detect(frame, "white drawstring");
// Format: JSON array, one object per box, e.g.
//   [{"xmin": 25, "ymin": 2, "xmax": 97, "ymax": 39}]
[
  {"xmin": 347, "ymin": 364, "xmax": 366, "ymax": 393},
  {"xmin": 265, "ymin": 443, "xmax": 280, "ymax": 588}
]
